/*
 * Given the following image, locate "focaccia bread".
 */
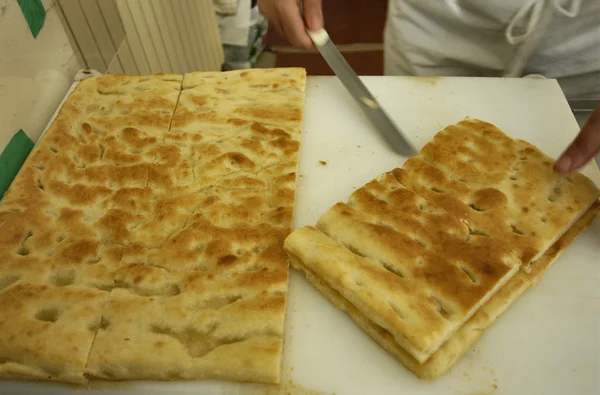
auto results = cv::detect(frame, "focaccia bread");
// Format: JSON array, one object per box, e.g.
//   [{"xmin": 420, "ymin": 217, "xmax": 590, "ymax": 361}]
[
  {"xmin": 288, "ymin": 171, "xmax": 521, "ymax": 363},
  {"xmin": 395, "ymin": 119, "xmax": 600, "ymax": 265},
  {"xmin": 284, "ymin": 118, "xmax": 599, "ymax": 377},
  {"xmin": 288, "ymin": 201, "xmax": 599, "ymax": 379},
  {"xmin": 0, "ymin": 68, "xmax": 307, "ymax": 384},
  {"xmin": 86, "ymin": 264, "xmax": 287, "ymax": 383},
  {"xmin": 0, "ymin": 74, "xmax": 182, "ymax": 383},
  {"xmin": 85, "ymin": 68, "xmax": 307, "ymax": 383}
]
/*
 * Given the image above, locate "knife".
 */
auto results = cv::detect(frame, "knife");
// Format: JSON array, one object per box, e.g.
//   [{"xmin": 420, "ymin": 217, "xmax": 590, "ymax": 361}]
[{"xmin": 304, "ymin": 27, "xmax": 417, "ymax": 157}]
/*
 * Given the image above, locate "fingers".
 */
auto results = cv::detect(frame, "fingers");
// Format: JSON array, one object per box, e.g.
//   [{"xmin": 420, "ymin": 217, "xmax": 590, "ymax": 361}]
[
  {"xmin": 555, "ymin": 105, "xmax": 600, "ymax": 174},
  {"xmin": 259, "ymin": 0, "xmax": 322, "ymax": 49},
  {"xmin": 270, "ymin": 18, "xmax": 286, "ymax": 42},
  {"xmin": 278, "ymin": 1, "xmax": 313, "ymax": 49},
  {"xmin": 304, "ymin": 0, "xmax": 324, "ymax": 30}
]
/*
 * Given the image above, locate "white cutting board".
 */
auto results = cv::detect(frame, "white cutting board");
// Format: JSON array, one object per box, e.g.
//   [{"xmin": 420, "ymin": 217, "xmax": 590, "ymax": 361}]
[{"xmin": 5, "ymin": 76, "xmax": 600, "ymax": 395}]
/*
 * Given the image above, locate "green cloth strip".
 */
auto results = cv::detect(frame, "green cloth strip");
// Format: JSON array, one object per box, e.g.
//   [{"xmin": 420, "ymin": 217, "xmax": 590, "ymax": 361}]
[
  {"xmin": 0, "ymin": 130, "xmax": 34, "ymax": 199},
  {"xmin": 17, "ymin": 0, "xmax": 46, "ymax": 38}
]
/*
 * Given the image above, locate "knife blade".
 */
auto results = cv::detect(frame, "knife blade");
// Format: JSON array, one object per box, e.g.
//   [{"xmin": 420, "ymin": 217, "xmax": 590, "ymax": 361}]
[{"xmin": 306, "ymin": 28, "xmax": 417, "ymax": 157}]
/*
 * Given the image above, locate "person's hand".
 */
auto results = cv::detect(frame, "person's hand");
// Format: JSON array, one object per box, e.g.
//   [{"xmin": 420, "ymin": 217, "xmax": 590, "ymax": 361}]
[
  {"xmin": 259, "ymin": 0, "xmax": 324, "ymax": 49},
  {"xmin": 554, "ymin": 105, "xmax": 600, "ymax": 174}
]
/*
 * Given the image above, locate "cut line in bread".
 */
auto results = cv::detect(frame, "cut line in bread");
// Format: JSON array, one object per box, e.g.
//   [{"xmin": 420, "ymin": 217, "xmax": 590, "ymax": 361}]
[
  {"xmin": 287, "ymin": 201, "xmax": 599, "ymax": 379},
  {"xmin": 284, "ymin": 119, "xmax": 600, "ymax": 367},
  {"xmin": 0, "ymin": 68, "xmax": 307, "ymax": 384}
]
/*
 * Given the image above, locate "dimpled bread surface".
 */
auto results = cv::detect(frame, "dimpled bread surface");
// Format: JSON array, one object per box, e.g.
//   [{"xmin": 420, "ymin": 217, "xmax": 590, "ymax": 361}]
[
  {"xmin": 284, "ymin": 119, "xmax": 600, "ymax": 374},
  {"xmin": 0, "ymin": 68, "xmax": 307, "ymax": 384}
]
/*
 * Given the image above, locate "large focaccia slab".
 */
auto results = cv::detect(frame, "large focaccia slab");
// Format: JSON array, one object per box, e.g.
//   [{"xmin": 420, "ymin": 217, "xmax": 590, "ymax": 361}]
[
  {"xmin": 395, "ymin": 119, "xmax": 599, "ymax": 265},
  {"xmin": 85, "ymin": 68, "xmax": 307, "ymax": 384},
  {"xmin": 0, "ymin": 68, "xmax": 307, "ymax": 384},
  {"xmin": 284, "ymin": 118, "xmax": 599, "ymax": 375},
  {"xmin": 289, "ymin": 201, "xmax": 599, "ymax": 379},
  {"xmin": 86, "ymin": 264, "xmax": 287, "ymax": 382},
  {"xmin": 0, "ymin": 74, "xmax": 182, "ymax": 383},
  {"xmin": 290, "ymin": 171, "xmax": 521, "ymax": 363}
]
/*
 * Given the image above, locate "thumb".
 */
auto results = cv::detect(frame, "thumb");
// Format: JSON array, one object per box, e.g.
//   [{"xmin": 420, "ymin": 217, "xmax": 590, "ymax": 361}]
[
  {"xmin": 554, "ymin": 105, "xmax": 600, "ymax": 174},
  {"xmin": 303, "ymin": 0, "xmax": 324, "ymax": 30}
]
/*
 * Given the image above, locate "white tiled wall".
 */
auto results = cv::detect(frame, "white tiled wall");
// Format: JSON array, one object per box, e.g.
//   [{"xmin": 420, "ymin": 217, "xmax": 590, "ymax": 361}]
[
  {"xmin": 0, "ymin": 0, "xmax": 82, "ymax": 153},
  {"xmin": 57, "ymin": 0, "xmax": 224, "ymax": 75}
]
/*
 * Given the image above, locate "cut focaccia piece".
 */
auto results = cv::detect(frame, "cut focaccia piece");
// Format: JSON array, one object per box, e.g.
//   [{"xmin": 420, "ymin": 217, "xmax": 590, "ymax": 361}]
[
  {"xmin": 170, "ymin": 68, "xmax": 305, "ymax": 194},
  {"xmin": 0, "ymin": 254, "xmax": 111, "ymax": 384},
  {"xmin": 0, "ymin": 73, "xmax": 184, "ymax": 384},
  {"xmin": 56, "ymin": 73, "xmax": 182, "ymax": 138},
  {"xmin": 395, "ymin": 119, "xmax": 600, "ymax": 265},
  {"xmin": 288, "ymin": 201, "xmax": 599, "ymax": 379},
  {"xmin": 177, "ymin": 68, "xmax": 306, "ymax": 129},
  {"xmin": 0, "ymin": 277, "xmax": 109, "ymax": 383},
  {"xmin": 86, "ymin": 264, "xmax": 287, "ymax": 383},
  {"xmin": 23, "ymin": 73, "xmax": 183, "ymax": 188},
  {"xmin": 85, "ymin": 68, "xmax": 308, "ymax": 384},
  {"xmin": 287, "ymin": 170, "xmax": 522, "ymax": 363}
]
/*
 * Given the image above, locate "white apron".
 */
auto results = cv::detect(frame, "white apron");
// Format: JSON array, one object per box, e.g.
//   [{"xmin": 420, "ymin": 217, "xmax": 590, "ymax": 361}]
[{"xmin": 383, "ymin": 0, "xmax": 600, "ymax": 99}]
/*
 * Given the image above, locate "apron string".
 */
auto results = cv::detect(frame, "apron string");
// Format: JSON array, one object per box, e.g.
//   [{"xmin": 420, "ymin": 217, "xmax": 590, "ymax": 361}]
[{"xmin": 503, "ymin": 0, "xmax": 581, "ymax": 77}]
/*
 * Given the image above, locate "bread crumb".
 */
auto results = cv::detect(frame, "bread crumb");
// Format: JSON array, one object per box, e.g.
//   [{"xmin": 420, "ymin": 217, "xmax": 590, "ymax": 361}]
[{"xmin": 319, "ymin": 161, "xmax": 327, "ymax": 166}]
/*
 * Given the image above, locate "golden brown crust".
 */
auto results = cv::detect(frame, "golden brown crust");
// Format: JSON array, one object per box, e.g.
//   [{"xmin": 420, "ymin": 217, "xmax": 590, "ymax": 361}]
[
  {"xmin": 174, "ymin": 68, "xmax": 306, "ymax": 131},
  {"xmin": 525, "ymin": 200, "xmax": 600, "ymax": 286},
  {"xmin": 0, "ymin": 68, "xmax": 307, "ymax": 384},
  {"xmin": 284, "ymin": 118, "xmax": 599, "ymax": 377},
  {"xmin": 288, "ymin": 168, "xmax": 521, "ymax": 362},
  {"xmin": 85, "ymin": 265, "xmax": 287, "ymax": 383},
  {"xmin": 395, "ymin": 119, "xmax": 600, "ymax": 264},
  {"xmin": 0, "ymin": 282, "xmax": 109, "ymax": 384},
  {"xmin": 285, "ymin": 221, "xmax": 518, "ymax": 363},
  {"xmin": 84, "ymin": 68, "xmax": 306, "ymax": 384},
  {"xmin": 0, "ymin": 74, "xmax": 182, "ymax": 383},
  {"xmin": 289, "ymin": 200, "xmax": 599, "ymax": 379}
]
